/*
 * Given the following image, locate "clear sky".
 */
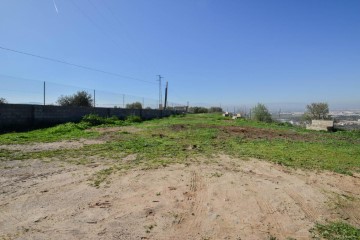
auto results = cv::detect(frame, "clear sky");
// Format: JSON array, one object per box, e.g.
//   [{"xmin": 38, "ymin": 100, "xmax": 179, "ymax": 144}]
[{"xmin": 0, "ymin": 0, "xmax": 359, "ymax": 110}]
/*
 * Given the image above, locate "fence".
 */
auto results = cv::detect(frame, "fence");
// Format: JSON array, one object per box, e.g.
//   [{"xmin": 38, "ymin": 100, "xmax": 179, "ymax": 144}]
[
  {"xmin": 0, "ymin": 74, "xmax": 185, "ymax": 110},
  {"xmin": 0, "ymin": 103, "xmax": 183, "ymax": 132}
]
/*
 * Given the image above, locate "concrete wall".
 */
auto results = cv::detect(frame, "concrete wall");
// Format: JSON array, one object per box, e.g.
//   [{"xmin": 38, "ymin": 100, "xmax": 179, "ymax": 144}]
[
  {"xmin": 306, "ymin": 120, "xmax": 334, "ymax": 131},
  {"xmin": 0, "ymin": 104, "xmax": 181, "ymax": 131}
]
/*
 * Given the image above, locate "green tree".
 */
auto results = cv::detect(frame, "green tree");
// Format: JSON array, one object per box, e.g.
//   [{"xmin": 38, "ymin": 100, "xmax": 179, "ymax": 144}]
[
  {"xmin": 304, "ymin": 102, "xmax": 329, "ymax": 120},
  {"xmin": 126, "ymin": 102, "xmax": 142, "ymax": 109},
  {"xmin": 189, "ymin": 106, "xmax": 208, "ymax": 113},
  {"xmin": 209, "ymin": 107, "xmax": 223, "ymax": 113},
  {"xmin": 251, "ymin": 103, "xmax": 272, "ymax": 123},
  {"xmin": 57, "ymin": 91, "xmax": 93, "ymax": 107},
  {"xmin": 0, "ymin": 97, "xmax": 7, "ymax": 104}
]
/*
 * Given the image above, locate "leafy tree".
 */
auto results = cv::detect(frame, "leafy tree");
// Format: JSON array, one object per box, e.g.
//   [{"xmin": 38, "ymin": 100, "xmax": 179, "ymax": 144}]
[
  {"xmin": 57, "ymin": 91, "xmax": 93, "ymax": 107},
  {"xmin": 209, "ymin": 107, "xmax": 223, "ymax": 113},
  {"xmin": 0, "ymin": 97, "xmax": 7, "ymax": 104},
  {"xmin": 304, "ymin": 102, "xmax": 329, "ymax": 120},
  {"xmin": 189, "ymin": 106, "xmax": 209, "ymax": 113},
  {"xmin": 126, "ymin": 102, "xmax": 142, "ymax": 109},
  {"xmin": 251, "ymin": 103, "xmax": 272, "ymax": 123}
]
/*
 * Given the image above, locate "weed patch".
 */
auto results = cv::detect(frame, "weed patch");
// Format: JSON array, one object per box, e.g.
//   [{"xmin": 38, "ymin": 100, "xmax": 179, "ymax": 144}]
[{"xmin": 311, "ymin": 221, "xmax": 360, "ymax": 239}]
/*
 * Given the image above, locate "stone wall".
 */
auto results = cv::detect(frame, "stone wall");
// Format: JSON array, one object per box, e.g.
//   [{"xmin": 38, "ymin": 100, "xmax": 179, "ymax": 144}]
[{"xmin": 0, "ymin": 104, "xmax": 181, "ymax": 131}]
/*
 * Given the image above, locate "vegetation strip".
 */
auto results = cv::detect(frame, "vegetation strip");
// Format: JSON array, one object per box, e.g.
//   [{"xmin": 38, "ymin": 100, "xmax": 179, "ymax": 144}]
[{"xmin": 1, "ymin": 114, "xmax": 359, "ymax": 175}]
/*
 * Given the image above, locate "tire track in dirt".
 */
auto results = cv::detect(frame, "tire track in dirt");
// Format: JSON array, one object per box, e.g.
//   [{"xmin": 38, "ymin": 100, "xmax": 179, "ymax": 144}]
[
  {"xmin": 243, "ymin": 166, "xmax": 310, "ymax": 239},
  {"xmin": 256, "ymin": 199, "xmax": 284, "ymax": 233},
  {"xmin": 185, "ymin": 171, "xmax": 206, "ymax": 236},
  {"xmin": 285, "ymin": 188, "xmax": 321, "ymax": 222},
  {"xmin": 169, "ymin": 170, "xmax": 208, "ymax": 239},
  {"xmin": 248, "ymin": 179, "xmax": 287, "ymax": 239}
]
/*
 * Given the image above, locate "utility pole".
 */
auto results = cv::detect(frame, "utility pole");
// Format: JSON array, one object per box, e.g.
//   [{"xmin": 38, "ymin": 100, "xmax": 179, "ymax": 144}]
[
  {"xmin": 157, "ymin": 75, "xmax": 163, "ymax": 109},
  {"xmin": 93, "ymin": 90, "xmax": 96, "ymax": 108},
  {"xmin": 164, "ymin": 81, "xmax": 168, "ymax": 110},
  {"xmin": 43, "ymin": 81, "xmax": 46, "ymax": 106},
  {"xmin": 142, "ymin": 98, "xmax": 145, "ymax": 109},
  {"xmin": 123, "ymin": 94, "xmax": 125, "ymax": 108}
]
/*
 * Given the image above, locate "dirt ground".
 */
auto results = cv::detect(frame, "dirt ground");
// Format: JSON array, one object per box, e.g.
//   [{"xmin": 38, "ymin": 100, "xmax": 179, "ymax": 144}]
[{"xmin": 1, "ymin": 155, "xmax": 360, "ymax": 240}]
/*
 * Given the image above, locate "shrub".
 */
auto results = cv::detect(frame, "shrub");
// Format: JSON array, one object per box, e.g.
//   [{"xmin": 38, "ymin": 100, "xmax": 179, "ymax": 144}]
[
  {"xmin": 126, "ymin": 102, "xmax": 142, "ymax": 109},
  {"xmin": 0, "ymin": 97, "xmax": 7, "ymax": 104},
  {"xmin": 57, "ymin": 91, "xmax": 93, "ymax": 107},
  {"xmin": 209, "ymin": 107, "xmax": 223, "ymax": 113},
  {"xmin": 81, "ymin": 114, "xmax": 107, "ymax": 126},
  {"xmin": 126, "ymin": 115, "xmax": 142, "ymax": 123},
  {"xmin": 189, "ymin": 106, "xmax": 208, "ymax": 113},
  {"xmin": 251, "ymin": 103, "xmax": 272, "ymax": 123},
  {"xmin": 81, "ymin": 114, "xmax": 122, "ymax": 126}
]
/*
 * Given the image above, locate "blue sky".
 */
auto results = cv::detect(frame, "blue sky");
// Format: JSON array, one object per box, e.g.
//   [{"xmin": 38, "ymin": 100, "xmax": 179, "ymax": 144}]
[{"xmin": 0, "ymin": 0, "xmax": 359, "ymax": 110}]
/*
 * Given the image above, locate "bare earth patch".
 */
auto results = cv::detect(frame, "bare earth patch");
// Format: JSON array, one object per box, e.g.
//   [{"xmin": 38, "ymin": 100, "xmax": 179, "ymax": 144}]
[
  {"xmin": 0, "ymin": 139, "xmax": 105, "ymax": 152},
  {"xmin": 90, "ymin": 126, "xmax": 142, "ymax": 134},
  {"xmin": 1, "ymin": 156, "xmax": 359, "ymax": 240}
]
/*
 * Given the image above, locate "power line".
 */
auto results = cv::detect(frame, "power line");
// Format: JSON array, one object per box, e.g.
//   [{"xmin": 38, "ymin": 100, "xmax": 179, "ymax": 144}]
[
  {"xmin": 71, "ymin": 0, "xmax": 148, "ymax": 78},
  {"xmin": 0, "ymin": 46, "xmax": 156, "ymax": 84},
  {"xmin": 100, "ymin": 0, "xmax": 160, "ymax": 72}
]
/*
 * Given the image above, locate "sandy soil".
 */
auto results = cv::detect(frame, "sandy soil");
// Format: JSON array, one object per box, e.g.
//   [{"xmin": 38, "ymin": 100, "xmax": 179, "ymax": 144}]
[
  {"xmin": 1, "ymin": 156, "xmax": 359, "ymax": 240},
  {"xmin": 0, "ymin": 139, "xmax": 104, "ymax": 152}
]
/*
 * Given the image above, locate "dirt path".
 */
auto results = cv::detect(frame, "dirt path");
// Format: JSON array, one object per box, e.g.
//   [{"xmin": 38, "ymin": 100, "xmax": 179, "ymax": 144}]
[
  {"xmin": 0, "ymin": 139, "xmax": 105, "ymax": 152},
  {"xmin": 1, "ymin": 156, "xmax": 359, "ymax": 240}
]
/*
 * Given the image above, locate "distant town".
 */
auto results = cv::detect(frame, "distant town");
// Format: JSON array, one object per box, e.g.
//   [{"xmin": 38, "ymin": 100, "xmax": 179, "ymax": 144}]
[{"xmin": 271, "ymin": 110, "xmax": 360, "ymax": 130}]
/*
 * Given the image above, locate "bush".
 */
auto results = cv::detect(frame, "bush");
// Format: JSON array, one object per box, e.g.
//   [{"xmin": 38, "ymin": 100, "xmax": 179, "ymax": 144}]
[
  {"xmin": 81, "ymin": 114, "xmax": 123, "ymax": 126},
  {"xmin": 189, "ymin": 106, "xmax": 208, "ymax": 113},
  {"xmin": 47, "ymin": 122, "xmax": 87, "ymax": 134},
  {"xmin": 57, "ymin": 91, "xmax": 93, "ymax": 107},
  {"xmin": 251, "ymin": 103, "xmax": 272, "ymax": 123},
  {"xmin": 126, "ymin": 115, "xmax": 142, "ymax": 123},
  {"xmin": 0, "ymin": 97, "xmax": 7, "ymax": 104},
  {"xmin": 209, "ymin": 107, "xmax": 223, "ymax": 113},
  {"xmin": 81, "ymin": 114, "xmax": 107, "ymax": 126},
  {"xmin": 126, "ymin": 102, "xmax": 142, "ymax": 109}
]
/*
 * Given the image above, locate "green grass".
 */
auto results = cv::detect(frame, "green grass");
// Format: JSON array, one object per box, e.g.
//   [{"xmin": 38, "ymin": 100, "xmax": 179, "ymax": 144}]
[
  {"xmin": 1, "ymin": 113, "xmax": 359, "ymax": 182},
  {"xmin": 311, "ymin": 221, "xmax": 360, "ymax": 240},
  {"xmin": 0, "ymin": 122, "xmax": 98, "ymax": 144}
]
